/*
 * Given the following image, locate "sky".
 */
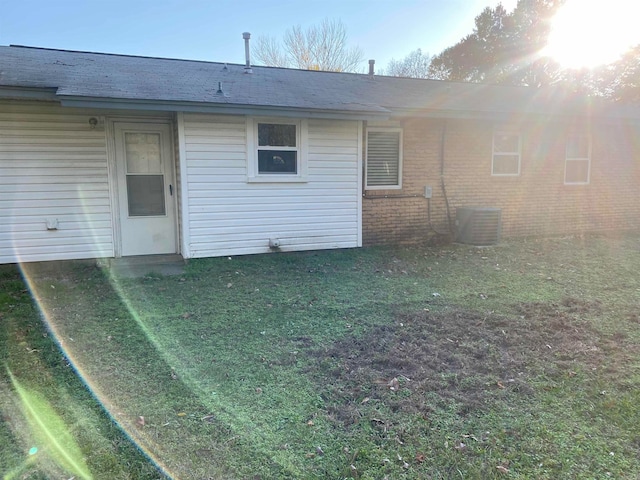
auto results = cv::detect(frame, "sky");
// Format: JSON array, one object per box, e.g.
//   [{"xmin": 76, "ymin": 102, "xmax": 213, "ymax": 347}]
[{"xmin": 0, "ymin": 0, "xmax": 517, "ymax": 71}]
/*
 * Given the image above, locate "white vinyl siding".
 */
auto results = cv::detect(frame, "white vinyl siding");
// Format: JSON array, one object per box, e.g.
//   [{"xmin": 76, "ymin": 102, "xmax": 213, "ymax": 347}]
[
  {"xmin": 0, "ymin": 104, "xmax": 113, "ymax": 263},
  {"xmin": 182, "ymin": 114, "xmax": 360, "ymax": 257},
  {"xmin": 365, "ymin": 128, "xmax": 402, "ymax": 189}
]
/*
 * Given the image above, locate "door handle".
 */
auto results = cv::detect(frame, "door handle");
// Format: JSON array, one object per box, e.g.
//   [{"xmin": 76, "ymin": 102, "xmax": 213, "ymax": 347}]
[{"xmin": 169, "ymin": 184, "xmax": 173, "ymax": 196}]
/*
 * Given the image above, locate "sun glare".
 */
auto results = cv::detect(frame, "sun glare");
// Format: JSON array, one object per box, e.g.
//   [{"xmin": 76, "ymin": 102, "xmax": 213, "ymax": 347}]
[{"xmin": 544, "ymin": 0, "xmax": 640, "ymax": 69}]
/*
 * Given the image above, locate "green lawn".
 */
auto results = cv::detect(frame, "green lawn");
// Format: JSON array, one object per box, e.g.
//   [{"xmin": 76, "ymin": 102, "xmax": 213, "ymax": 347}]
[{"xmin": 2, "ymin": 233, "xmax": 640, "ymax": 479}]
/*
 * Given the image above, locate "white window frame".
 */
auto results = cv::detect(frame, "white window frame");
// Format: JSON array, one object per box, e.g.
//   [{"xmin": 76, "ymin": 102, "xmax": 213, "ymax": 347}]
[
  {"xmin": 246, "ymin": 117, "xmax": 308, "ymax": 183},
  {"xmin": 492, "ymin": 132, "xmax": 521, "ymax": 176},
  {"xmin": 564, "ymin": 134, "xmax": 591, "ymax": 185},
  {"xmin": 365, "ymin": 127, "xmax": 403, "ymax": 190}
]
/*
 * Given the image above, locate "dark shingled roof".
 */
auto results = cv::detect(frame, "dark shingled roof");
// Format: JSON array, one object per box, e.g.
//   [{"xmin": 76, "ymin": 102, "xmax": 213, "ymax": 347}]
[{"xmin": 1, "ymin": 45, "xmax": 637, "ymax": 120}]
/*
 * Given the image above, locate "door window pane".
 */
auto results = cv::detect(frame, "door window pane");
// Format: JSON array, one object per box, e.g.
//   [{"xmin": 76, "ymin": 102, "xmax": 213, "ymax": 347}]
[
  {"xmin": 127, "ymin": 175, "xmax": 166, "ymax": 216},
  {"xmin": 125, "ymin": 133, "xmax": 162, "ymax": 173}
]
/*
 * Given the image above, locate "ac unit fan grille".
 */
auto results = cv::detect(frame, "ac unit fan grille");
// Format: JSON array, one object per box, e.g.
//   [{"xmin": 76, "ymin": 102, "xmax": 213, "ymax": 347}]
[{"xmin": 456, "ymin": 207, "xmax": 501, "ymax": 245}]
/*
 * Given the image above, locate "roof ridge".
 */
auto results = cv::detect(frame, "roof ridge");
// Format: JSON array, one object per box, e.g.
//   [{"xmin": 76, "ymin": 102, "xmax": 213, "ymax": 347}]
[
  {"xmin": 7, "ymin": 44, "xmax": 241, "ymax": 67},
  {"xmin": 2, "ymin": 44, "xmax": 444, "ymax": 83},
  {"xmin": 4, "ymin": 44, "xmax": 537, "ymax": 89}
]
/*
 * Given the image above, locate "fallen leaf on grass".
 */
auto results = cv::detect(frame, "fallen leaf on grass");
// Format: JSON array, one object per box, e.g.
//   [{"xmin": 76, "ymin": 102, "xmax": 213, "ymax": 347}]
[
  {"xmin": 496, "ymin": 465, "xmax": 510, "ymax": 474},
  {"xmin": 177, "ymin": 412, "xmax": 187, "ymax": 417}
]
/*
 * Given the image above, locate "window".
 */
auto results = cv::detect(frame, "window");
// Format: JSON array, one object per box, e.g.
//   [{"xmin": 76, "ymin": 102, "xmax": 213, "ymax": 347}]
[
  {"xmin": 565, "ymin": 134, "xmax": 590, "ymax": 185},
  {"xmin": 492, "ymin": 132, "xmax": 521, "ymax": 176},
  {"xmin": 366, "ymin": 128, "xmax": 403, "ymax": 189},
  {"xmin": 124, "ymin": 132, "xmax": 166, "ymax": 216},
  {"xmin": 247, "ymin": 118, "xmax": 308, "ymax": 182}
]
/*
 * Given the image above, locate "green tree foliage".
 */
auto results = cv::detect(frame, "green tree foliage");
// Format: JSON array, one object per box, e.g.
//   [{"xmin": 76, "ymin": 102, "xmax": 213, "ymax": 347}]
[
  {"xmin": 391, "ymin": 0, "xmax": 639, "ymax": 103},
  {"xmin": 427, "ymin": 0, "xmax": 564, "ymax": 86},
  {"xmin": 595, "ymin": 45, "xmax": 640, "ymax": 102}
]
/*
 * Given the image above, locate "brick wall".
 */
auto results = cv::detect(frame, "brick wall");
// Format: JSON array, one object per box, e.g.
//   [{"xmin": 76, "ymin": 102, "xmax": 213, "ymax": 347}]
[{"xmin": 362, "ymin": 117, "xmax": 640, "ymax": 245}]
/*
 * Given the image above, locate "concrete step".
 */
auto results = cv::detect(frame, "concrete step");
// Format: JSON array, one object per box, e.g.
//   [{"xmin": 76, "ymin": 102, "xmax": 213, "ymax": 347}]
[{"xmin": 108, "ymin": 254, "xmax": 185, "ymax": 277}]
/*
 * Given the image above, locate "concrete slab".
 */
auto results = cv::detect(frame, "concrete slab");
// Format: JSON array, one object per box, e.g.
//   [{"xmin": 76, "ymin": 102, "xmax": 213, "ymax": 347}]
[
  {"xmin": 108, "ymin": 255, "xmax": 186, "ymax": 278},
  {"xmin": 19, "ymin": 255, "xmax": 186, "ymax": 280}
]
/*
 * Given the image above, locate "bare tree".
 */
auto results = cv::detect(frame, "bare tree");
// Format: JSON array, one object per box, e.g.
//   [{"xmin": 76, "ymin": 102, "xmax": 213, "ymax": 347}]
[
  {"xmin": 252, "ymin": 36, "xmax": 289, "ymax": 68},
  {"xmin": 253, "ymin": 19, "xmax": 364, "ymax": 72},
  {"xmin": 384, "ymin": 49, "xmax": 433, "ymax": 78}
]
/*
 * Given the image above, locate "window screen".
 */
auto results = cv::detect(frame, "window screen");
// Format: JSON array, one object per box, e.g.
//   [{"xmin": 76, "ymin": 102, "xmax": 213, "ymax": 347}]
[{"xmin": 366, "ymin": 129, "xmax": 402, "ymax": 188}]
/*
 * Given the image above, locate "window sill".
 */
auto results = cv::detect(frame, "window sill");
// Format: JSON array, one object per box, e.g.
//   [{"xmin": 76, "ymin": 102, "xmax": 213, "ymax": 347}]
[
  {"xmin": 364, "ymin": 185, "xmax": 402, "ymax": 190},
  {"xmin": 247, "ymin": 175, "xmax": 309, "ymax": 184}
]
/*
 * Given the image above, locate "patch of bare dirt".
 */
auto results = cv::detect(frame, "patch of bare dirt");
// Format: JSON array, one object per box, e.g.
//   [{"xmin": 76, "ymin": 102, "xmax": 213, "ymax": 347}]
[{"xmin": 309, "ymin": 298, "xmax": 629, "ymax": 425}]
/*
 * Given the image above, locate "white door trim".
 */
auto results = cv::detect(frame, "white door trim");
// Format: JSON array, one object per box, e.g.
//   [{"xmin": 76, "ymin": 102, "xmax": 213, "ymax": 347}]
[
  {"xmin": 176, "ymin": 112, "xmax": 191, "ymax": 259},
  {"xmin": 107, "ymin": 118, "xmax": 178, "ymax": 257}
]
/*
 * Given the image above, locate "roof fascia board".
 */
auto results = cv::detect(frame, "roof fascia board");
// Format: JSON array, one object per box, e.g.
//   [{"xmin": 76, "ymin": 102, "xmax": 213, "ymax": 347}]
[
  {"xmin": 387, "ymin": 108, "xmax": 638, "ymax": 123},
  {"xmin": 58, "ymin": 97, "xmax": 390, "ymax": 121},
  {"xmin": 0, "ymin": 86, "xmax": 58, "ymax": 101},
  {"xmin": 389, "ymin": 109, "xmax": 514, "ymax": 121}
]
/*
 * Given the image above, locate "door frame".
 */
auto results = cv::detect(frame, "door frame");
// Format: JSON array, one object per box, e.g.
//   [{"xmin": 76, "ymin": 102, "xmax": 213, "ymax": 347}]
[{"xmin": 106, "ymin": 116, "xmax": 179, "ymax": 258}]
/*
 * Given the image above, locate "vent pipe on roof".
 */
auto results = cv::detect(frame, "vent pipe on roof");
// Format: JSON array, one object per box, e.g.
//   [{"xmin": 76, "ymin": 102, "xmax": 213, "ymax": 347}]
[
  {"xmin": 243, "ymin": 32, "xmax": 252, "ymax": 74},
  {"xmin": 368, "ymin": 59, "xmax": 375, "ymax": 76}
]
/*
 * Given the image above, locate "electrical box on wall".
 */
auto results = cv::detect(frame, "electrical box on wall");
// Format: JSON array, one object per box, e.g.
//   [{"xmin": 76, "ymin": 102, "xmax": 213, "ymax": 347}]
[{"xmin": 424, "ymin": 186, "xmax": 433, "ymax": 198}]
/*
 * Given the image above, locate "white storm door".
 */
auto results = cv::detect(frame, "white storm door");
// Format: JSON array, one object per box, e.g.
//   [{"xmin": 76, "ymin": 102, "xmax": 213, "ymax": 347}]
[{"xmin": 114, "ymin": 123, "xmax": 177, "ymax": 256}]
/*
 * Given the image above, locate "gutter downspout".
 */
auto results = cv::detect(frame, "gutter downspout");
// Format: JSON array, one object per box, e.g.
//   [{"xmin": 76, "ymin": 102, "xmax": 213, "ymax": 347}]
[{"xmin": 440, "ymin": 119, "xmax": 454, "ymax": 237}]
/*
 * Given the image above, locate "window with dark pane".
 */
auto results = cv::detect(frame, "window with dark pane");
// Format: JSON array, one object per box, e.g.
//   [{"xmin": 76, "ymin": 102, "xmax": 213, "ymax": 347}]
[
  {"xmin": 258, "ymin": 150, "xmax": 297, "ymax": 174},
  {"xmin": 258, "ymin": 123, "xmax": 296, "ymax": 147},
  {"xmin": 256, "ymin": 122, "xmax": 298, "ymax": 174}
]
